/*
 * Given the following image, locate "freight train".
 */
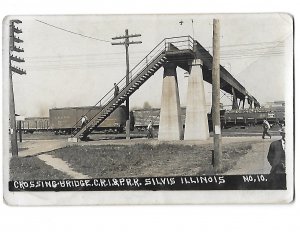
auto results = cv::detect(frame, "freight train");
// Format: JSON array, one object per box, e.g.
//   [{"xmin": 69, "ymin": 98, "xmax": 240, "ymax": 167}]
[
  {"xmin": 17, "ymin": 105, "xmax": 284, "ymax": 134},
  {"xmin": 17, "ymin": 105, "xmax": 129, "ymax": 134},
  {"xmin": 223, "ymin": 106, "xmax": 285, "ymax": 128},
  {"xmin": 132, "ymin": 106, "xmax": 285, "ymax": 130},
  {"xmin": 132, "ymin": 107, "xmax": 224, "ymax": 131}
]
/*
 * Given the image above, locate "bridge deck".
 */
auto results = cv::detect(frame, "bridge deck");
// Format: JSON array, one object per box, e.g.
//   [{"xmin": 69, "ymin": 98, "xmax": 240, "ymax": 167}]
[{"xmin": 164, "ymin": 41, "xmax": 259, "ymax": 106}]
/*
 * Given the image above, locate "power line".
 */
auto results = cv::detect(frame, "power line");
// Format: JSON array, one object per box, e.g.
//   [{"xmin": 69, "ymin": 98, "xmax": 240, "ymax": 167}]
[
  {"xmin": 24, "ymin": 45, "xmax": 286, "ymax": 63},
  {"xmin": 23, "ymin": 51, "xmax": 148, "ymax": 60},
  {"xmin": 235, "ymin": 32, "xmax": 292, "ymax": 77},
  {"xmin": 23, "ymin": 30, "xmax": 287, "ymax": 61},
  {"xmin": 35, "ymin": 19, "xmax": 111, "ymax": 43},
  {"xmin": 24, "ymin": 50, "xmax": 286, "ymax": 71}
]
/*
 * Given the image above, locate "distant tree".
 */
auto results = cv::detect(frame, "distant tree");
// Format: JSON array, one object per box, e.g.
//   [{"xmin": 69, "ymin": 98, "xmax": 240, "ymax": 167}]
[
  {"xmin": 130, "ymin": 106, "xmax": 142, "ymax": 111},
  {"xmin": 143, "ymin": 101, "xmax": 152, "ymax": 109}
]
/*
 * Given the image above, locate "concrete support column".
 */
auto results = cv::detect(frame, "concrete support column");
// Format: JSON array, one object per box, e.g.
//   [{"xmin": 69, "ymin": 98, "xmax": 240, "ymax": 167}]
[
  {"xmin": 248, "ymin": 98, "xmax": 253, "ymax": 109},
  {"xmin": 232, "ymin": 87, "xmax": 239, "ymax": 110},
  {"xmin": 184, "ymin": 59, "xmax": 209, "ymax": 140},
  {"xmin": 158, "ymin": 63, "xmax": 183, "ymax": 140},
  {"xmin": 242, "ymin": 98, "xmax": 245, "ymax": 109}
]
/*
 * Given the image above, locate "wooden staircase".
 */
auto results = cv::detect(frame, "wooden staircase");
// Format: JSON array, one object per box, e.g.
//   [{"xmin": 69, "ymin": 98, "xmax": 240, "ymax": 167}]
[{"xmin": 70, "ymin": 53, "xmax": 167, "ymax": 140}]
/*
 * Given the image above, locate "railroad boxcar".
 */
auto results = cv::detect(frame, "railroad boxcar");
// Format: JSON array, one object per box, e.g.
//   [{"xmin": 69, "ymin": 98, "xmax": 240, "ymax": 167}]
[
  {"xmin": 132, "ymin": 108, "xmax": 161, "ymax": 130},
  {"xmin": 49, "ymin": 105, "xmax": 128, "ymax": 134},
  {"xmin": 20, "ymin": 117, "xmax": 50, "ymax": 133},
  {"xmin": 133, "ymin": 108, "xmax": 188, "ymax": 130}
]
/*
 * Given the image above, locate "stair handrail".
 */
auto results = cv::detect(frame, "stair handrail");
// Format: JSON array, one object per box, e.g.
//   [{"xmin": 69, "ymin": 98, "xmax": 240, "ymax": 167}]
[
  {"xmin": 70, "ymin": 50, "xmax": 166, "ymax": 136},
  {"xmin": 70, "ymin": 36, "xmax": 194, "ymax": 135},
  {"xmin": 69, "ymin": 41, "xmax": 166, "ymax": 135}
]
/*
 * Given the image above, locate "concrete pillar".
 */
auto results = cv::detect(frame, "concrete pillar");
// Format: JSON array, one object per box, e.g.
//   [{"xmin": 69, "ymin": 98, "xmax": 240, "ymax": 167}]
[
  {"xmin": 158, "ymin": 63, "xmax": 183, "ymax": 140},
  {"xmin": 232, "ymin": 87, "xmax": 239, "ymax": 110},
  {"xmin": 184, "ymin": 59, "xmax": 209, "ymax": 140}
]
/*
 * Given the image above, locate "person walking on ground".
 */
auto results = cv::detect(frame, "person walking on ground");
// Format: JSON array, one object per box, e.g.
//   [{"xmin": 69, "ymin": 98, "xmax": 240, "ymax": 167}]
[
  {"xmin": 262, "ymin": 119, "xmax": 271, "ymax": 139},
  {"xmin": 147, "ymin": 120, "xmax": 153, "ymax": 139},
  {"xmin": 114, "ymin": 83, "xmax": 119, "ymax": 98},
  {"xmin": 267, "ymin": 127, "xmax": 286, "ymax": 174}
]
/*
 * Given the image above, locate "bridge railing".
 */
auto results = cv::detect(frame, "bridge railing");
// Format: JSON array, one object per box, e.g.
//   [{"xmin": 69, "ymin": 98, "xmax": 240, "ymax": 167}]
[
  {"xmin": 70, "ymin": 36, "xmax": 194, "ymax": 135},
  {"xmin": 165, "ymin": 36, "xmax": 194, "ymax": 51}
]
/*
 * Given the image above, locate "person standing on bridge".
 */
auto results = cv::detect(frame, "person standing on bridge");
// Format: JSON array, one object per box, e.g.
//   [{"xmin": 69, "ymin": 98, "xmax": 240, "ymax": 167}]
[
  {"xmin": 114, "ymin": 83, "xmax": 119, "ymax": 98},
  {"xmin": 267, "ymin": 127, "xmax": 285, "ymax": 174},
  {"xmin": 262, "ymin": 119, "xmax": 271, "ymax": 139}
]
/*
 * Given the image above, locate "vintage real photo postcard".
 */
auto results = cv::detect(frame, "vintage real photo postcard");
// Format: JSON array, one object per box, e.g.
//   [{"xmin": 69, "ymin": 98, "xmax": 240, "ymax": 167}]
[{"xmin": 2, "ymin": 14, "xmax": 294, "ymax": 205}]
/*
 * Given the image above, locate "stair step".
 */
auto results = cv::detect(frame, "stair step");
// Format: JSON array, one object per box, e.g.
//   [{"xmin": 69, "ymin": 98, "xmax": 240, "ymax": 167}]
[{"xmin": 77, "ymin": 56, "xmax": 166, "ymax": 142}]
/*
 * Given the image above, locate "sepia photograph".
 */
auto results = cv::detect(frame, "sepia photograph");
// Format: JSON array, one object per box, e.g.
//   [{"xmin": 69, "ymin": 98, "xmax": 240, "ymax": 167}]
[{"xmin": 2, "ymin": 13, "xmax": 294, "ymax": 205}]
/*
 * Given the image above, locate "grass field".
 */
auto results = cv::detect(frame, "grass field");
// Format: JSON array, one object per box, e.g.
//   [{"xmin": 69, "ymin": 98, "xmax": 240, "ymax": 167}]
[
  {"xmin": 9, "ymin": 142, "xmax": 254, "ymax": 180},
  {"xmin": 52, "ymin": 142, "xmax": 252, "ymax": 178}
]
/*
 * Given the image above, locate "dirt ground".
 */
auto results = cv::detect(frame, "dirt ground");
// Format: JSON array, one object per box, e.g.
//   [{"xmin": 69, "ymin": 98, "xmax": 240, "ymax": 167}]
[{"xmin": 225, "ymin": 140, "xmax": 272, "ymax": 174}]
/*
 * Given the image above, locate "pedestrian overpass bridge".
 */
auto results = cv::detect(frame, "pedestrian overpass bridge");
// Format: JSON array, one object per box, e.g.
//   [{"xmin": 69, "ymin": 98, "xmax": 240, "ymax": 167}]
[{"xmin": 68, "ymin": 36, "xmax": 260, "ymax": 141}]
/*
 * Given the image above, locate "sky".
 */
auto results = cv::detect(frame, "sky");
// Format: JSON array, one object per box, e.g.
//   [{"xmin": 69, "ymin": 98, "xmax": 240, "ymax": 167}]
[{"xmin": 3, "ymin": 14, "xmax": 293, "ymax": 117}]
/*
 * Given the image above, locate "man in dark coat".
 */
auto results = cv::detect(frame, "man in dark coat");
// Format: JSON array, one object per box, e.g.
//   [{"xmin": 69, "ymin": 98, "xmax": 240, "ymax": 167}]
[
  {"xmin": 114, "ymin": 83, "xmax": 119, "ymax": 98},
  {"xmin": 267, "ymin": 127, "xmax": 286, "ymax": 174}
]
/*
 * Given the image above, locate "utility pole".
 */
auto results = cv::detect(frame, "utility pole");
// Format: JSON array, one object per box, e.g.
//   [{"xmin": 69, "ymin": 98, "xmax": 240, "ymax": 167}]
[
  {"xmin": 212, "ymin": 19, "xmax": 222, "ymax": 172},
  {"xmin": 112, "ymin": 29, "xmax": 142, "ymax": 140},
  {"xmin": 9, "ymin": 19, "xmax": 26, "ymax": 157}
]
